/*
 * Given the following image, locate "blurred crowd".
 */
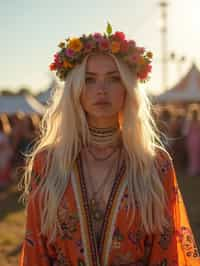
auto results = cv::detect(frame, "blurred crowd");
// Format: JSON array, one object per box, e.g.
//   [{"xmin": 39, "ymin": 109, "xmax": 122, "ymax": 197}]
[
  {"xmin": 0, "ymin": 112, "xmax": 41, "ymax": 189},
  {"xmin": 1, "ymin": 104, "xmax": 200, "ymax": 190},
  {"xmin": 155, "ymin": 104, "xmax": 200, "ymax": 176}
]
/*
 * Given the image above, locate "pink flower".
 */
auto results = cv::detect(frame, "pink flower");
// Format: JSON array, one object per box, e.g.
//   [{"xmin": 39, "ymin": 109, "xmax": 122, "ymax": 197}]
[
  {"xmin": 99, "ymin": 38, "xmax": 110, "ymax": 51},
  {"xmin": 93, "ymin": 32, "xmax": 103, "ymax": 42},
  {"xmin": 65, "ymin": 48, "xmax": 75, "ymax": 58},
  {"xmin": 53, "ymin": 54, "xmax": 62, "ymax": 68},
  {"xmin": 84, "ymin": 41, "xmax": 95, "ymax": 53},
  {"xmin": 53, "ymin": 53, "xmax": 60, "ymax": 62},
  {"xmin": 129, "ymin": 53, "xmax": 140, "ymax": 63},
  {"xmin": 128, "ymin": 40, "xmax": 136, "ymax": 49},
  {"xmin": 137, "ymin": 46, "xmax": 145, "ymax": 54},
  {"xmin": 54, "ymin": 57, "xmax": 59, "ymax": 64},
  {"xmin": 114, "ymin": 31, "xmax": 126, "ymax": 41}
]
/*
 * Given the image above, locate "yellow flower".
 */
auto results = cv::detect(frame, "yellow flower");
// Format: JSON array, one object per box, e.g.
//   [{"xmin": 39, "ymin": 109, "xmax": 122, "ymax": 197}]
[
  {"xmin": 146, "ymin": 51, "xmax": 153, "ymax": 59},
  {"xmin": 111, "ymin": 41, "xmax": 121, "ymax": 53},
  {"xmin": 63, "ymin": 60, "xmax": 73, "ymax": 69},
  {"xmin": 67, "ymin": 38, "xmax": 83, "ymax": 52},
  {"xmin": 58, "ymin": 42, "xmax": 65, "ymax": 48}
]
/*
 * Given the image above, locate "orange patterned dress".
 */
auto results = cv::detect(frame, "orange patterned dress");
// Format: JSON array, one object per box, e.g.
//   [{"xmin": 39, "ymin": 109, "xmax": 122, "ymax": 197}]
[{"xmin": 19, "ymin": 150, "xmax": 200, "ymax": 266}]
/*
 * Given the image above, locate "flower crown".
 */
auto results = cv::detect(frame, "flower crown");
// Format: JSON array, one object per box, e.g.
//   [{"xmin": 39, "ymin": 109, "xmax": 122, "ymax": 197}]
[{"xmin": 49, "ymin": 23, "xmax": 153, "ymax": 83}]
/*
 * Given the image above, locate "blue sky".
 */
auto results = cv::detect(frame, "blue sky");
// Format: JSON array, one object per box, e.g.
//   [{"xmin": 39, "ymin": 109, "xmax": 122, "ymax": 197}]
[{"xmin": 0, "ymin": 0, "xmax": 200, "ymax": 94}]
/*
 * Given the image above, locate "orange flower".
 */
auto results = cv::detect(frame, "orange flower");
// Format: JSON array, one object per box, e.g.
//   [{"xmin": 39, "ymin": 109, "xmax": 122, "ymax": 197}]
[
  {"xmin": 111, "ymin": 41, "xmax": 121, "ymax": 53},
  {"xmin": 63, "ymin": 60, "xmax": 73, "ymax": 69},
  {"xmin": 138, "ymin": 56, "xmax": 145, "ymax": 65},
  {"xmin": 67, "ymin": 38, "xmax": 83, "ymax": 52}
]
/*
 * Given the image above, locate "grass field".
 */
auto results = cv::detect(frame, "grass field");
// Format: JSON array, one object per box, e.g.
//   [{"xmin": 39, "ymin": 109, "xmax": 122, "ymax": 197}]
[
  {"xmin": 0, "ymin": 174, "xmax": 199, "ymax": 265},
  {"xmin": 0, "ymin": 185, "xmax": 25, "ymax": 266}
]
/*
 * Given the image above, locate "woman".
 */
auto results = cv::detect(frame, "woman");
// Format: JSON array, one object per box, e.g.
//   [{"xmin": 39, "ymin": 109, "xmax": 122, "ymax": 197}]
[{"xmin": 19, "ymin": 24, "xmax": 200, "ymax": 265}]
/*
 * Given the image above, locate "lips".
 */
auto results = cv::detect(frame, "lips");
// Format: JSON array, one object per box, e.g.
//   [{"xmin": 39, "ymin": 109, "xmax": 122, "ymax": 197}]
[{"xmin": 94, "ymin": 100, "xmax": 110, "ymax": 105}]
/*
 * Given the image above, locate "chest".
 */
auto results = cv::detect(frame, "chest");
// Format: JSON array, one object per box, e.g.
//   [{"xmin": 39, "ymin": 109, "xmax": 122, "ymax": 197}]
[{"xmin": 53, "ymin": 163, "xmax": 149, "ymax": 266}]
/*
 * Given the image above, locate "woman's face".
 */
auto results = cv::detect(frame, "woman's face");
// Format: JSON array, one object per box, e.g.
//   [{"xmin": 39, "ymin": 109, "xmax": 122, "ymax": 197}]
[{"xmin": 80, "ymin": 54, "xmax": 126, "ymax": 126}]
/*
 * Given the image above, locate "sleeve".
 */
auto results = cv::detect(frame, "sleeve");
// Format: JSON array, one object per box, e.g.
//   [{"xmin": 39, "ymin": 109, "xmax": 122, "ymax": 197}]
[
  {"xmin": 147, "ymin": 153, "xmax": 200, "ymax": 266},
  {"xmin": 19, "ymin": 153, "xmax": 56, "ymax": 266}
]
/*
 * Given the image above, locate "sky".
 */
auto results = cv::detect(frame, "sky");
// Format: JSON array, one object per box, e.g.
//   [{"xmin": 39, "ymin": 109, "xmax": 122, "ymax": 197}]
[{"xmin": 0, "ymin": 0, "xmax": 200, "ymax": 95}]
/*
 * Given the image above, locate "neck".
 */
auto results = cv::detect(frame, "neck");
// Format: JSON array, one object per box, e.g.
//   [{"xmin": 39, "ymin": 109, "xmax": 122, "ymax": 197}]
[
  {"xmin": 88, "ymin": 124, "xmax": 121, "ymax": 149},
  {"xmin": 87, "ymin": 114, "xmax": 119, "ymax": 129}
]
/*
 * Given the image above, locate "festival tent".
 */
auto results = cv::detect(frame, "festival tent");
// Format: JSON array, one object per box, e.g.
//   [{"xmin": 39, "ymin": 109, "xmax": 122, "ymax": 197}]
[
  {"xmin": 0, "ymin": 94, "xmax": 45, "ymax": 114},
  {"xmin": 36, "ymin": 79, "xmax": 57, "ymax": 105},
  {"xmin": 37, "ymin": 87, "xmax": 52, "ymax": 105},
  {"xmin": 155, "ymin": 63, "xmax": 200, "ymax": 103}
]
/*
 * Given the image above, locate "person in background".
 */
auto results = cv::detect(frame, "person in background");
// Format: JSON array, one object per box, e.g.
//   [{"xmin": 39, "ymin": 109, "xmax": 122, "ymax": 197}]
[
  {"xmin": 0, "ymin": 113, "xmax": 13, "ymax": 188},
  {"xmin": 183, "ymin": 106, "xmax": 200, "ymax": 176}
]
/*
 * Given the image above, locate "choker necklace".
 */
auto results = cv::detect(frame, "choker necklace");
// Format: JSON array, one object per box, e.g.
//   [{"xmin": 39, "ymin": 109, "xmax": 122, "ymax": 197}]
[{"xmin": 88, "ymin": 125, "xmax": 121, "ymax": 148}]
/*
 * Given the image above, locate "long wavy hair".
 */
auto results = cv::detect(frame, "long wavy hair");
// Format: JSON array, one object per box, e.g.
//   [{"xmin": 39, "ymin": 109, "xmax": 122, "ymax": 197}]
[{"xmin": 20, "ymin": 52, "xmax": 169, "ymax": 243}]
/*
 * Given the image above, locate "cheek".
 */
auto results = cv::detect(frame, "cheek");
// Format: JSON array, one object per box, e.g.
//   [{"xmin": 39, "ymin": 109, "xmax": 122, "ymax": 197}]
[
  {"xmin": 80, "ymin": 89, "xmax": 93, "ymax": 112},
  {"xmin": 80, "ymin": 90, "xmax": 87, "ymax": 111},
  {"xmin": 112, "ymin": 87, "xmax": 126, "ymax": 109}
]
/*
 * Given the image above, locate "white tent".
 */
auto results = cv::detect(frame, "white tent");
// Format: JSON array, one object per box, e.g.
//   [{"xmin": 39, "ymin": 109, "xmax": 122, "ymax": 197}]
[
  {"xmin": 155, "ymin": 63, "xmax": 200, "ymax": 103},
  {"xmin": 0, "ymin": 94, "xmax": 46, "ymax": 114},
  {"xmin": 37, "ymin": 79, "xmax": 57, "ymax": 105}
]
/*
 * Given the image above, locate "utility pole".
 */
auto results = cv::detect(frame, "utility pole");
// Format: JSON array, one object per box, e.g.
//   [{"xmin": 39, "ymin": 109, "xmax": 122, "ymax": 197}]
[
  {"xmin": 159, "ymin": 1, "xmax": 169, "ymax": 91},
  {"xmin": 170, "ymin": 52, "xmax": 186, "ymax": 80}
]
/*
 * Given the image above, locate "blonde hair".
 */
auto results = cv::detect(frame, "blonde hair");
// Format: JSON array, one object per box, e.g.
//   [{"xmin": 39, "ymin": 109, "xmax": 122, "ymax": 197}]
[{"xmin": 20, "ymin": 53, "xmax": 169, "ymax": 243}]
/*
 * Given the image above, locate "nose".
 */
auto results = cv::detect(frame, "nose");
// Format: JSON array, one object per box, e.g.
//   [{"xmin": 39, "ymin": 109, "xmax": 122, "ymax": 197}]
[{"xmin": 96, "ymin": 79, "xmax": 107, "ymax": 94}]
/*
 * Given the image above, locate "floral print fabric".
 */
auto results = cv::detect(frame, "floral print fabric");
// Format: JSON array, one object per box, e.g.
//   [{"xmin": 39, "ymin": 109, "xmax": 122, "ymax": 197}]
[{"xmin": 19, "ymin": 150, "xmax": 200, "ymax": 266}]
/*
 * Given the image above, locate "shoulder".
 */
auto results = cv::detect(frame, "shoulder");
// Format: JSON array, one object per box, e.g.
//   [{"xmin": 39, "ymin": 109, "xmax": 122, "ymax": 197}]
[
  {"xmin": 30, "ymin": 150, "xmax": 49, "ymax": 191},
  {"xmin": 153, "ymin": 146, "xmax": 178, "ymax": 198}
]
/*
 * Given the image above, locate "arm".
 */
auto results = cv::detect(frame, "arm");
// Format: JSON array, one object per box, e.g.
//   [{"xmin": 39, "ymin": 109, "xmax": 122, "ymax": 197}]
[
  {"xmin": 147, "ymin": 153, "xmax": 200, "ymax": 266},
  {"xmin": 19, "ymin": 154, "xmax": 56, "ymax": 266}
]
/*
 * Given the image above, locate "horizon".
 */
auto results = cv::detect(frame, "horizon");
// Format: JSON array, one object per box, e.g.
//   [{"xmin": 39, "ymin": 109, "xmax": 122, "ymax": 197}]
[{"xmin": 1, "ymin": 0, "xmax": 200, "ymax": 95}]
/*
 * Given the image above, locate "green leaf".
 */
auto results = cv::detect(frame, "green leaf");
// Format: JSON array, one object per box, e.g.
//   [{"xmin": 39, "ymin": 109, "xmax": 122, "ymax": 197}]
[{"xmin": 106, "ymin": 22, "xmax": 112, "ymax": 36}]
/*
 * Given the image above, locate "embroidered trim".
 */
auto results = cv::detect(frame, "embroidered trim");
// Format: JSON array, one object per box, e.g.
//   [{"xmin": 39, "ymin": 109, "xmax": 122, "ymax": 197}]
[
  {"xmin": 77, "ymin": 156, "xmax": 100, "ymax": 266},
  {"xmin": 71, "ymin": 168, "xmax": 93, "ymax": 266},
  {"xmin": 99, "ymin": 160, "xmax": 126, "ymax": 253}
]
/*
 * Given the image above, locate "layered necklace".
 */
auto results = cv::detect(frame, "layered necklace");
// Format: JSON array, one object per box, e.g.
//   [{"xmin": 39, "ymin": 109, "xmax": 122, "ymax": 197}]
[
  {"xmin": 83, "ymin": 124, "xmax": 123, "ymax": 234},
  {"xmin": 88, "ymin": 125, "xmax": 121, "ymax": 151}
]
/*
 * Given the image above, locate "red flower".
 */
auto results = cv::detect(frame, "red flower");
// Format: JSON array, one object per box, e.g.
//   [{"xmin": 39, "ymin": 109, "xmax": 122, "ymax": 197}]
[
  {"xmin": 137, "ymin": 63, "xmax": 152, "ymax": 79},
  {"xmin": 99, "ymin": 38, "xmax": 110, "ymax": 51},
  {"xmin": 49, "ymin": 63, "xmax": 57, "ymax": 71},
  {"xmin": 137, "ymin": 70, "xmax": 148, "ymax": 80},
  {"xmin": 143, "ymin": 64, "xmax": 152, "ymax": 73},
  {"xmin": 84, "ymin": 40, "xmax": 95, "ymax": 53},
  {"xmin": 147, "ymin": 64, "xmax": 152, "ymax": 72},
  {"xmin": 114, "ymin": 31, "xmax": 126, "ymax": 41},
  {"xmin": 120, "ymin": 40, "xmax": 129, "ymax": 53}
]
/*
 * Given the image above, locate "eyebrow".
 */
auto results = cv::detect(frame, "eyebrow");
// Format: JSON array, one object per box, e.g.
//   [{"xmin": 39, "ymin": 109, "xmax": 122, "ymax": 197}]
[{"xmin": 86, "ymin": 70, "xmax": 120, "ymax": 76}]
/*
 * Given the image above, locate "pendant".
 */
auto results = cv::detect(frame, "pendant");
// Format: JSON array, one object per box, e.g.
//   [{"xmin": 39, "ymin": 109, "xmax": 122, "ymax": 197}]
[{"xmin": 90, "ymin": 198, "xmax": 104, "ymax": 222}]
